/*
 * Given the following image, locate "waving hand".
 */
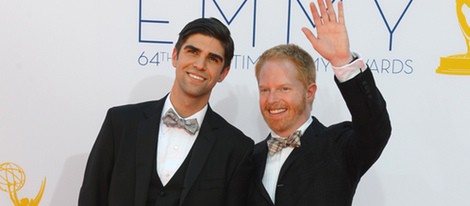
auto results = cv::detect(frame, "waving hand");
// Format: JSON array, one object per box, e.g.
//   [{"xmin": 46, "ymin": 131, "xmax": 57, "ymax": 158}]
[{"xmin": 301, "ymin": 0, "xmax": 352, "ymax": 67}]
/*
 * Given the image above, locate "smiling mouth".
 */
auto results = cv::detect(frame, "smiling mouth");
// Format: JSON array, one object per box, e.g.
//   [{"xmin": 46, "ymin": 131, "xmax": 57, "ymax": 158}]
[
  {"xmin": 189, "ymin": 73, "xmax": 205, "ymax": 81},
  {"xmin": 269, "ymin": 108, "xmax": 286, "ymax": 114}
]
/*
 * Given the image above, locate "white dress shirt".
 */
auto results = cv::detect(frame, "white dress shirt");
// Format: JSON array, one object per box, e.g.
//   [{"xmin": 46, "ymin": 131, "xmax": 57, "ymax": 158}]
[
  {"xmin": 331, "ymin": 55, "xmax": 368, "ymax": 82},
  {"xmin": 157, "ymin": 96, "xmax": 207, "ymax": 185}
]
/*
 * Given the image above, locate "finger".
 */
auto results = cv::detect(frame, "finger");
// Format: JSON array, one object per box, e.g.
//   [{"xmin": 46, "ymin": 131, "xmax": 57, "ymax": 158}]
[
  {"xmin": 325, "ymin": 0, "xmax": 337, "ymax": 23},
  {"xmin": 317, "ymin": 0, "xmax": 329, "ymax": 22},
  {"xmin": 309, "ymin": 2, "xmax": 323, "ymax": 26},
  {"xmin": 337, "ymin": 0, "xmax": 345, "ymax": 24},
  {"xmin": 301, "ymin": 27, "xmax": 318, "ymax": 46}
]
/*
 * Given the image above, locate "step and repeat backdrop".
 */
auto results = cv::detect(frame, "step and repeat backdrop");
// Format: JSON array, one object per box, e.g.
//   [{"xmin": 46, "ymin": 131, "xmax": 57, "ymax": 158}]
[{"xmin": 1, "ymin": 0, "xmax": 469, "ymax": 205}]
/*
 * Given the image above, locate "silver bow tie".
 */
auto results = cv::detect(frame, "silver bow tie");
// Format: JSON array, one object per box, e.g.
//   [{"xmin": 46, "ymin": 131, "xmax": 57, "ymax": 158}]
[{"xmin": 162, "ymin": 108, "xmax": 199, "ymax": 135}]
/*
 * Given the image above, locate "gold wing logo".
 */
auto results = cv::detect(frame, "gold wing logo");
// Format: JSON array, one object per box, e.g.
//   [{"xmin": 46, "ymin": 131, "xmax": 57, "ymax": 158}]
[
  {"xmin": 0, "ymin": 162, "xmax": 46, "ymax": 206},
  {"xmin": 437, "ymin": 0, "xmax": 470, "ymax": 75}
]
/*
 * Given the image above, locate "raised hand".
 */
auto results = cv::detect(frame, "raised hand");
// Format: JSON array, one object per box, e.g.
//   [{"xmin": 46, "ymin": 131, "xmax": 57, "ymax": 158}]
[{"xmin": 301, "ymin": 0, "xmax": 352, "ymax": 67}]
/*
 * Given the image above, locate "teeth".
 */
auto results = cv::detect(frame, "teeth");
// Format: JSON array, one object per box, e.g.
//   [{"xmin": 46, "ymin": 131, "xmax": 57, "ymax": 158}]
[
  {"xmin": 269, "ymin": 109, "xmax": 286, "ymax": 114},
  {"xmin": 189, "ymin": 73, "xmax": 205, "ymax": 81}
]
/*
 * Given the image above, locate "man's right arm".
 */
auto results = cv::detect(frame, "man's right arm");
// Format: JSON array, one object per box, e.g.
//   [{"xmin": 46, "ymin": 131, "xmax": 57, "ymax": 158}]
[{"xmin": 78, "ymin": 109, "xmax": 115, "ymax": 206}]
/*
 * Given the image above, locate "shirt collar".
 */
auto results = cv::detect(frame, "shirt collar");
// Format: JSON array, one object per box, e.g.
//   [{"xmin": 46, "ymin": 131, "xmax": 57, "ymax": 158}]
[{"xmin": 162, "ymin": 94, "xmax": 208, "ymax": 127}]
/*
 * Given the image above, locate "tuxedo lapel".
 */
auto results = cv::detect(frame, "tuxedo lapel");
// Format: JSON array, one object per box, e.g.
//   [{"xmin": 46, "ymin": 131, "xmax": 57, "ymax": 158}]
[
  {"xmin": 277, "ymin": 145, "xmax": 302, "ymax": 180},
  {"xmin": 134, "ymin": 99, "xmax": 165, "ymax": 206},
  {"xmin": 278, "ymin": 119, "xmax": 325, "ymax": 180},
  {"xmin": 180, "ymin": 106, "xmax": 218, "ymax": 205},
  {"xmin": 254, "ymin": 140, "xmax": 268, "ymax": 180},
  {"xmin": 253, "ymin": 137, "xmax": 275, "ymax": 205},
  {"xmin": 266, "ymin": 121, "xmax": 323, "ymax": 206}
]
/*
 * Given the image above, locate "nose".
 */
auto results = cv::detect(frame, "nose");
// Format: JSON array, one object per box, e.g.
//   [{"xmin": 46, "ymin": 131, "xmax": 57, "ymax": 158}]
[
  {"xmin": 266, "ymin": 90, "xmax": 280, "ymax": 103},
  {"xmin": 193, "ymin": 57, "xmax": 206, "ymax": 70}
]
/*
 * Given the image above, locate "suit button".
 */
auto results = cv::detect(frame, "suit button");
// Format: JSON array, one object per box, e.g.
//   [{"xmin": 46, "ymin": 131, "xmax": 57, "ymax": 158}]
[{"xmin": 160, "ymin": 191, "xmax": 165, "ymax": 196}]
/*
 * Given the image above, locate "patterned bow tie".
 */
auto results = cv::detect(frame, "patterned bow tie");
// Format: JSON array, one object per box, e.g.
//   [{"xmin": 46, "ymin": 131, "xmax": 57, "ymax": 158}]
[
  {"xmin": 162, "ymin": 108, "xmax": 199, "ymax": 135},
  {"xmin": 267, "ymin": 130, "xmax": 302, "ymax": 156}
]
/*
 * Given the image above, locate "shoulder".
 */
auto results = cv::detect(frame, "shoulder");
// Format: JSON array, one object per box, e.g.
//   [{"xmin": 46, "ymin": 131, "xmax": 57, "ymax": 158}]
[
  {"xmin": 105, "ymin": 99, "xmax": 163, "ymax": 120},
  {"xmin": 109, "ymin": 100, "xmax": 159, "ymax": 112},
  {"xmin": 207, "ymin": 109, "xmax": 254, "ymax": 146},
  {"xmin": 300, "ymin": 116, "xmax": 352, "ymax": 143},
  {"xmin": 313, "ymin": 118, "xmax": 353, "ymax": 139}
]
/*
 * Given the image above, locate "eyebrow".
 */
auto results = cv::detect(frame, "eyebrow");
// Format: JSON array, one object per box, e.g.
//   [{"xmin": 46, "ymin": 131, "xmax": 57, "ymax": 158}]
[{"xmin": 184, "ymin": 45, "xmax": 224, "ymax": 63}]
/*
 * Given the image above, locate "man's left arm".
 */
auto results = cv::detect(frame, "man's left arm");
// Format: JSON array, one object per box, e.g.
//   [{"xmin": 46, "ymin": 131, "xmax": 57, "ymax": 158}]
[
  {"xmin": 302, "ymin": 0, "xmax": 391, "ymax": 177},
  {"xmin": 335, "ymin": 60, "xmax": 391, "ymax": 175}
]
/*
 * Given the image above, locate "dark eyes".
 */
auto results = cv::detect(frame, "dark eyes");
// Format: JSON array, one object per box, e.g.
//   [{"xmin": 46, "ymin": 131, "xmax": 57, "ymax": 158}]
[
  {"xmin": 187, "ymin": 48, "xmax": 199, "ymax": 55},
  {"xmin": 208, "ymin": 56, "xmax": 221, "ymax": 63},
  {"xmin": 281, "ymin": 87, "xmax": 291, "ymax": 92},
  {"xmin": 185, "ymin": 49, "xmax": 221, "ymax": 64}
]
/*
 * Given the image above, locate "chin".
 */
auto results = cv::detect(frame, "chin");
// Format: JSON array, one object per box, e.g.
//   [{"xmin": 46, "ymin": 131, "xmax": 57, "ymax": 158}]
[{"xmin": 266, "ymin": 122, "xmax": 285, "ymax": 133}]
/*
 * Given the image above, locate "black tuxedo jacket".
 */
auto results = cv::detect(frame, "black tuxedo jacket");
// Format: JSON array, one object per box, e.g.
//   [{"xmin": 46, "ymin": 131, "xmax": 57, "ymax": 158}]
[
  {"xmin": 248, "ymin": 69, "xmax": 391, "ymax": 206},
  {"xmin": 78, "ymin": 96, "xmax": 254, "ymax": 206}
]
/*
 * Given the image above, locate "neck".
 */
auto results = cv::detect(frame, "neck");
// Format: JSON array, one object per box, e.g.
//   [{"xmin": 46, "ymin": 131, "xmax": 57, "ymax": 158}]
[
  {"xmin": 275, "ymin": 113, "xmax": 310, "ymax": 137},
  {"xmin": 169, "ymin": 90, "xmax": 209, "ymax": 118}
]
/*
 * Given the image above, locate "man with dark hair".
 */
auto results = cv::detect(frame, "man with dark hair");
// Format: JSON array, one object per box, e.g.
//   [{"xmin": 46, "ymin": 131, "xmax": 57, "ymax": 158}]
[
  {"xmin": 78, "ymin": 17, "xmax": 254, "ymax": 206},
  {"xmin": 248, "ymin": 1, "xmax": 391, "ymax": 205}
]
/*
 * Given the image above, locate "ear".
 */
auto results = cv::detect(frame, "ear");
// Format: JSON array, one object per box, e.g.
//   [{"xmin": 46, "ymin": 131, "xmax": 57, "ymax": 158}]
[
  {"xmin": 306, "ymin": 82, "xmax": 317, "ymax": 102},
  {"xmin": 171, "ymin": 48, "xmax": 178, "ymax": 68},
  {"xmin": 217, "ymin": 67, "xmax": 231, "ymax": 82}
]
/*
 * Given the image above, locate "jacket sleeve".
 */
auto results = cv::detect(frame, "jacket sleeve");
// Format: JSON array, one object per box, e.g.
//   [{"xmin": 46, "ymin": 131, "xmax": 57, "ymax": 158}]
[
  {"xmin": 78, "ymin": 108, "xmax": 116, "ymax": 206},
  {"xmin": 225, "ymin": 143, "xmax": 254, "ymax": 206},
  {"xmin": 335, "ymin": 67, "xmax": 392, "ymax": 179}
]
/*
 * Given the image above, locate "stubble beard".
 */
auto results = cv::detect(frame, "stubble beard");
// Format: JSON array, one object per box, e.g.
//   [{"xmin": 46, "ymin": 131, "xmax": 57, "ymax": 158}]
[{"xmin": 263, "ymin": 100, "xmax": 308, "ymax": 135}]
